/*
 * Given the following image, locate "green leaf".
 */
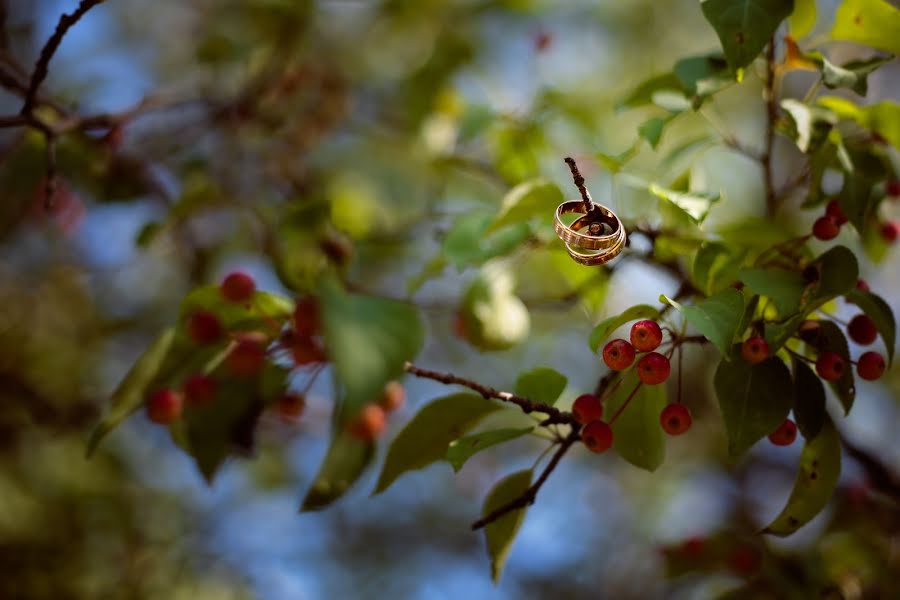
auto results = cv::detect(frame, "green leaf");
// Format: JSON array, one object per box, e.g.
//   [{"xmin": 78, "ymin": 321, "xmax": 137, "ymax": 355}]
[
  {"xmin": 692, "ymin": 242, "xmax": 747, "ymax": 295},
  {"xmin": 846, "ymin": 289, "xmax": 896, "ymax": 365},
  {"xmin": 818, "ymin": 54, "xmax": 893, "ymax": 97},
  {"xmin": 838, "ymin": 173, "xmax": 879, "ymax": 233},
  {"xmin": 373, "ymin": 393, "xmax": 501, "ymax": 493},
  {"xmin": 446, "ymin": 427, "xmax": 533, "ymax": 472},
  {"xmin": 488, "ymin": 179, "xmax": 563, "ymax": 233},
  {"xmin": 483, "ymin": 469, "xmax": 533, "ymax": 583},
  {"xmin": 638, "ymin": 116, "xmax": 671, "ymax": 149},
  {"xmin": 660, "ymin": 136, "xmax": 716, "ymax": 173},
  {"xmin": 514, "ymin": 367, "xmax": 567, "ymax": 406},
  {"xmin": 792, "ymin": 358, "xmax": 825, "ymax": 440},
  {"xmin": 443, "ymin": 213, "xmax": 532, "ymax": 269},
  {"xmin": 818, "ymin": 96, "xmax": 900, "ymax": 148},
  {"xmin": 302, "ymin": 431, "xmax": 375, "ymax": 511},
  {"xmin": 789, "ymin": 0, "xmax": 816, "ymax": 37},
  {"xmin": 700, "ymin": 0, "xmax": 794, "ymax": 71},
  {"xmin": 617, "ymin": 72, "xmax": 683, "ymax": 111},
  {"xmin": 180, "ymin": 285, "xmax": 293, "ymax": 330},
  {"xmin": 320, "ymin": 277, "xmax": 424, "ymax": 419},
  {"xmin": 648, "ymin": 183, "xmax": 720, "ymax": 223},
  {"xmin": 802, "ymin": 320, "xmax": 856, "ymax": 413},
  {"xmin": 832, "ymin": 0, "xmax": 900, "ymax": 54},
  {"xmin": 811, "ymin": 246, "xmax": 859, "ymax": 304},
  {"xmin": 407, "ymin": 254, "xmax": 447, "ymax": 296},
  {"xmin": 588, "ymin": 304, "xmax": 661, "ymax": 352},
  {"xmin": 781, "ymin": 99, "xmax": 837, "ymax": 154},
  {"xmin": 459, "ymin": 264, "xmax": 530, "ymax": 351},
  {"xmin": 606, "ymin": 370, "xmax": 667, "ymax": 471},
  {"xmin": 662, "ymin": 288, "xmax": 745, "ymax": 356},
  {"xmin": 714, "ymin": 348, "xmax": 793, "ymax": 456},
  {"xmin": 673, "ymin": 54, "xmax": 733, "ymax": 98},
  {"xmin": 86, "ymin": 327, "xmax": 177, "ymax": 457},
  {"xmin": 763, "ymin": 416, "xmax": 841, "ymax": 536},
  {"xmin": 737, "ymin": 267, "xmax": 807, "ymax": 316}
]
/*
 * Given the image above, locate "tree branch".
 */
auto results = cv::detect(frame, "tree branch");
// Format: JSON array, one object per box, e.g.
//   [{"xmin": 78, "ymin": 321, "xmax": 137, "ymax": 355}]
[
  {"xmin": 471, "ymin": 430, "xmax": 579, "ymax": 530},
  {"xmin": 21, "ymin": 0, "xmax": 107, "ymax": 115},
  {"xmin": 762, "ymin": 36, "xmax": 778, "ymax": 217},
  {"xmin": 403, "ymin": 362, "xmax": 578, "ymax": 426}
]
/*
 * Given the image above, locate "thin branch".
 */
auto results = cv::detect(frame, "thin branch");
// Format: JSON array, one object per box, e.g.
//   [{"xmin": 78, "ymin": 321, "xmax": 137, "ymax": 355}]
[
  {"xmin": 403, "ymin": 362, "xmax": 578, "ymax": 426},
  {"xmin": 762, "ymin": 36, "xmax": 779, "ymax": 217},
  {"xmin": 21, "ymin": 0, "xmax": 107, "ymax": 115},
  {"xmin": 564, "ymin": 156, "xmax": 596, "ymax": 215},
  {"xmin": 471, "ymin": 430, "xmax": 579, "ymax": 530}
]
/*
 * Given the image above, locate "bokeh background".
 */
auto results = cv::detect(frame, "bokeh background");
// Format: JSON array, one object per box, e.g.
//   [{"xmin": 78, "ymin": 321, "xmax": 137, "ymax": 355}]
[{"xmin": 1, "ymin": 1, "xmax": 899, "ymax": 598}]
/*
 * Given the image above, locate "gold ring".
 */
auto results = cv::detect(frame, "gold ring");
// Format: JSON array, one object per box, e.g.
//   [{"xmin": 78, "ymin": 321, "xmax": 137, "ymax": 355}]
[
  {"xmin": 565, "ymin": 215, "xmax": 627, "ymax": 265},
  {"xmin": 554, "ymin": 200, "xmax": 622, "ymax": 250}
]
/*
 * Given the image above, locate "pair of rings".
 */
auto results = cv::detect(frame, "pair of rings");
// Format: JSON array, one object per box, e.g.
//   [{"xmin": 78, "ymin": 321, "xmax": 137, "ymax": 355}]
[{"xmin": 553, "ymin": 200, "xmax": 626, "ymax": 265}]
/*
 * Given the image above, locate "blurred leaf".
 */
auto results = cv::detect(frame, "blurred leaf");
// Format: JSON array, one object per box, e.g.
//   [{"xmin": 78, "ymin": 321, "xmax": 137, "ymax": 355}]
[
  {"xmin": 459, "ymin": 265, "xmax": 530, "ymax": 351},
  {"xmin": 792, "ymin": 358, "xmax": 825, "ymax": 440},
  {"xmin": 607, "ymin": 370, "xmax": 667, "ymax": 471},
  {"xmin": 648, "ymin": 183, "xmax": 720, "ymax": 223},
  {"xmin": 781, "ymin": 99, "xmax": 837, "ymax": 153},
  {"xmin": 638, "ymin": 116, "xmax": 671, "ymax": 149},
  {"xmin": 660, "ymin": 136, "xmax": 715, "ymax": 173},
  {"xmin": 320, "ymin": 277, "xmax": 424, "ymax": 419},
  {"xmin": 596, "ymin": 144, "xmax": 639, "ymax": 173},
  {"xmin": 838, "ymin": 173, "xmax": 878, "ymax": 232},
  {"xmin": 617, "ymin": 72, "xmax": 683, "ymax": 111},
  {"xmin": 818, "ymin": 54, "xmax": 893, "ymax": 96},
  {"xmin": 374, "ymin": 393, "xmax": 500, "ymax": 493},
  {"xmin": 588, "ymin": 304, "xmax": 661, "ymax": 352},
  {"xmin": 714, "ymin": 347, "xmax": 792, "ymax": 456},
  {"xmin": 87, "ymin": 327, "xmax": 176, "ymax": 457},
  {"xmin": 818, "ymin": 96, "xmax": 900, "ymax": 148},
  {"xmin": 673, "ymin": 54, "xmax": 732, "ymax": 98},
  {"xmin": 446, "ymin": 427, "xmax": 533, "ymax": 472},
  {"xmin": 700, "ymin": 0, "xmax": 793, "ymax": 71},
  {"xmin": 483, "ymin": 469, "xmax": 532, "ymax": 583},
  {"xmin": 737, "ymin": 267, "xmax": 806, "ymax": 315},
  {"xmin": 692, "ymin": 242, "xmax": 747, "ymax": 295},
  {"xmin": 812, "ymin": 246, "xmax": 859, "ymax": 304},
  {"xmin": 662, "ymin": 288, "xmax": 745, "ymax": 356},
  {"xmin": 407, "ymin": 254, "xmax": 447, "ymax": 296},
  {"xmin": 443, "ymin": 213, "xmax": 531, "ymax": 269},
  {"xmin": 763, "ymin": 416, "xmax": 841, "ymax": 536},
  {"xmin": 302, "ymin": 431, "xmax": 375, "ymax": 511},
  {"xmin": 180, "ymin": 285, "xmax": 293, "ymax": 330},
  {"xmin": 789, "ymin": 0, "xmax": 816, "ymax": 37},
  {"xmin": 846, "ymin": 288, "xmax": 895, "ymax": 364},
  {"xmin": 488, "ymin": 179, "xmax": 563, "ymax": 233},
  {"xmin": 514, "ymin": 367, "xmax": 567, "ymax": 406},
  {"xmin": 832, "ymin": 0, "xmax": 900, "ymax": 54}
]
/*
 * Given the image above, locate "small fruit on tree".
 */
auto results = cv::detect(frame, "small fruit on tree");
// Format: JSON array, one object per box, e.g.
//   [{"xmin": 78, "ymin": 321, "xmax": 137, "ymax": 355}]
[
  {"xmin": 146, "ymin": 389, "xmax": 183, "ymax": 424},
  {"xmin": 602, "ymin": 339, "xmax": 635, "ymax": 371},
  {"xmin": 226, "ymin": 338, "xmax": 266, "ymax": 377},
  {"xmin": 815, "ymin": 351, "xmax": 845, "ymax": 381},
  {"xmin": 277, "ymin": 394, "xmax": 306, "ymax": 420},
  {"xmin": 637, "ymin": 352, "xmax": 671, "ymax": 385},
  {"xmin": 660, "ymin": 404, "xmax": 692, "ymax": 435},
  {"xmin": 881, "ymin": 221, "xmax": 899, "ymax": 243},
  {"xmin": 221, "ymin": 271, "xmax": 256, "ymax": 303},
  {"xmin": 857, "ymin": 352, "xmax": 886, "ymax": 381},
  {"xmin": 768, "ymin": 419, "xmax": 797, "ymax": 446},
  {"xmin": 741, "ymin": 336, "xmax": 769, "ymax": 364},
  {"xmin": 293, "ymin": 296, "xmax": 320, "ymax": 337},
  {"xmin": 727, "ymin": 545, "xmax": 762, "ymax": 578},
  {"xmin": 825, "ymin": 200, "xmax": 848, "ymax": 225},
  {"xmin": 886, "ymin": 179, "xmax": 900, "ymax": 197},
  {"xmin": 847, "ymin": 314, "xmax": 877, "ymax": 345},
  {"xmin": 581, "ymin": 420, "xmax": 613, "ymax": 453},
  {"xmin": 290, "ymin": 336, "xmax": 327, "ymax": 366},
  {"xmin": 183, "ymin": 373, "xmax": 216, "ymax": 405},
  {"xmin": 630, "ymin": 320, "xmax": 663, "ymax": 352},
  {"xmin": 348, "ymin": 403, "xmax": 387, "ymax": 441},
  {"xmin": 378, "ymin": 381, "xmax": 406, "ymax": 413},
  {"xmin": 187, "ymin": 310, "xmax": 223, "ymax": 344},
  {"xmin": 812, "ymin": 216, "xmax": 840, "ymax": 241},
  {"xmin": 856, "ymin": 279, "xmax": 870, "ymax": 292},
  {"xmin": 572, "ymin": 393, "xmax": 603, "ymax": 425}
]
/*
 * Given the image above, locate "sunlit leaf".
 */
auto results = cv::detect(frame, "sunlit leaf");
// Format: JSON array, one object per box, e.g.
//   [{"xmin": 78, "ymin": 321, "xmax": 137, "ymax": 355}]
[
  {"xmin": 487, "ymin": 179, "xmax": 563, "ymax": 233},
  {"xmin": 832, "ymin": 0, "xmax": 900, "ymax": 54},
  {"xmin": 662, "ymin": 288, "xmax": 745, "ymax": 356},
  {"xmin": 648, "ymin": 183, "xmax": 720, "ymax": 223},
  {"xmin": 459, "ymin": 264, "xmax": 530, "ymax": 351}
]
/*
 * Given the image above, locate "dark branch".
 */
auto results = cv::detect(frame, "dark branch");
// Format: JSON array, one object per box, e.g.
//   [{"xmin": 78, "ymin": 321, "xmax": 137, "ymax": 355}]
[
  {"xmin": 471, "ymin": 430, "xmax": 579, "ymax": 530},
  {"xmin": 21, "ymin": 0, "xmax": 107, "ymax": 115},
  {"xmin": 563, "ymin": 156, "xmax": 596, "ymax": 215},
  {"xmin": 762, "ymin": 36, "xmax": 778, "ymax": 217},
  {"xmin": 403, "ymin": 362, "xmax": 578, "ymax": 426}
]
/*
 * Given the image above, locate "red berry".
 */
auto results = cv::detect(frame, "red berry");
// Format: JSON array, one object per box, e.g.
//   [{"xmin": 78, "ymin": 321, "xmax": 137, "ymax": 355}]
[
  {"xmin": 534, "ymin": 31, "xmax": 552, "ymax": 52},
  {"xmin": 815, "ymin": 351, "xmax": 845, "ymax": 381},
  {"xmin": 886, "ymin": 179, "xmax": 900, "ymax": 197},
  {"xmin": 291, "ymin": 336, "xmax": 327, "ymax": 365},
  {"xmin": 187, "ymin": 310, "xmax": 223, "ymax": 344},
  {"xmin": 681, "ymin": 537, "xmax": 706, "ymax": 558},
  {"xmin": 602, "ymin": 339, "xmax": 636, "ymax": 371},
  {"xmin": 276, "ymin": 393, "xmax": 306, "ymax": 420},
  {"xmin": 857, "ymin": 351, "xmax": 885, "ymax": 381},
  {"xmin": 660, "ymin": 404, "xmax": 692, "ymax": 435},
  {"xmin": 825, "ymin": 199, "xmax": 848, "ymax": 225},
  {"xmin": 741, "ymin": 336, "xmax": 769, "ymax": 364},
  {"xmin": 856, "ymin": 279, "xmax": 870, "ymax": 292},
  {"xmin": 630, "ymin": 320, "xmax": 663, "ymax": 352},
  {"xmin": 451, "ymin": 312, "xmax": 468, "ymax": 339},
  {"xmin": 637, "ymin": 352, "xmax": 671, "ymax": 385},
  {"xmin": 727, "ymin": 545, "xmax": 761, "ymax": 578},
  {"xmin": 221, "ymin": 271, "xmax": 256, "ymax": 303},
  {"xmin": 847, "ymin": 314, "xmax": 877, "ymax": 345},
  {"xmin": 881, "ymin": 221, "xmax": 899, "ymax": 243},
  {"xmin": 293, "ymin": 296, "xmax": 320, "ymax": 337},
  {"xmin": 768, "ymin": 419, "xmax": 798, "ymax": 446},
  {"xmin": 226, "ymin": 338, "xmax": 266, "ymax": 377},
  {"xmin": 183, "ymin": 373, "xmax": 216, "ymax": 406},
  {"xmin": 146, "ymin": 389, "xmax": 182, "ymax": 424},
  {"xmin": 581, "ymin": 420, "xmax": 613, "ymax": 453},
  {"xmin": 378, "ymin": 381, "xmax": 406, "ymax": 413},
  {"xmin": 572, "ymin": 394, "xmax": 603, "ymax": 425},
  {"xmin": 348, "ymin": 403, "xmax": 387, "ymax": 441},
  {"xmin": 812, "ymin": 216, "xmax": 840, "ymax": 241}
]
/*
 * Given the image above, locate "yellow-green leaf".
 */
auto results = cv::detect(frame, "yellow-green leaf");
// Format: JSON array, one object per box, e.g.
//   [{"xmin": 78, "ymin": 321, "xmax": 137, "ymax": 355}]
[
  {"xmin": 483, "ymin": 469, "xmax": 532, "ymax": 582},
  {"xmin": 832, "ymin": 0, "xmax": 900, "ymax": 54}
]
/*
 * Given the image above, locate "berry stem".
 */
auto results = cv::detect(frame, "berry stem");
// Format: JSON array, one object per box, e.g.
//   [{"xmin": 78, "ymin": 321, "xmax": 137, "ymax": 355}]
[
  {"xmin": 677, "ymin": 344, "xmax": 684, "ymax": 405},
  {"xmin": 608, "ymin": 381, "xmax": 643, "ymax": 425},
  {"xmin": 816, "ymin": 309, "xmax": 848, "ymax": 327},
  {"xmin": 785, "ymin": 346, "xmax": 816, "ymax": 365},
  {"xmin": 299, "ymin": 362, "xmax": 327, "ymax": 395}
]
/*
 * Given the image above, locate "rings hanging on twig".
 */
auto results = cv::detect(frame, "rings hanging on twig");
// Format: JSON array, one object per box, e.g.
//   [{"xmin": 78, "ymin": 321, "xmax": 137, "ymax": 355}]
[{"xmin": 553, "ymin": 200, "xmax": 626, "ymax": 266}]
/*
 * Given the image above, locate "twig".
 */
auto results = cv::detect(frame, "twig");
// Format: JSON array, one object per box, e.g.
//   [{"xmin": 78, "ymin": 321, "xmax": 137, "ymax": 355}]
[
  {"xmin": 403, "ymin": 362, "xmax": 578, "ymax": 426},
  {"xmin": 471, "ymin": 430, "xmax": 579, "ymax": 530},
  {"xmin": 762, "ymin": 36, "xmax": 779, "ymax": 217},
  {"xmin": 564, "ymin": 156, "xmax": 596, "ymax": 215},
  {"xmin": 21, "ymin": 0, "xmax": 107, "ymax": 115}
]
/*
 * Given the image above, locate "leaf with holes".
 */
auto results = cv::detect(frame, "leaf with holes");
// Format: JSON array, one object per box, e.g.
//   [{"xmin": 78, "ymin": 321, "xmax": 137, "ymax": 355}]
[
  {"xmin": 588, "ymin": 304, "xmax": 661, "ymax": 352},
  {"xmin": 446, "ymin": 427, "xmax": 534, "ymax": 472},
  {"xmin": 483, "ymin": 469, "xmax": 533, "ymax": 583},
  {"xmin": 763, "ymin": 416, "xmax": 841, "ymax": 536},
  {"xmin": 701, "ymin": 0, "xmax": 794, "ymax": 71}
]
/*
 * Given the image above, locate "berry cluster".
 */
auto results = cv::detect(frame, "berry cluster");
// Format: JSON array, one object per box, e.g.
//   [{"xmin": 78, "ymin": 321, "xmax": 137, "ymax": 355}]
[{"xmin": 811, "ymin": 198, "xmax": 898, "ymax": 245}]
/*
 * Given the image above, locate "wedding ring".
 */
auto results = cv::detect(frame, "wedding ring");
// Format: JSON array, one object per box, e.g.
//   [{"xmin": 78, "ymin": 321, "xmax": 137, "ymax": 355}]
[
  {"xmin": 554, "ymin": 200, "xmax": 621, "ymax": 250},
  {"xmin": 565, "ymin": 215, "xmax": 627, "ymax": 265}
]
